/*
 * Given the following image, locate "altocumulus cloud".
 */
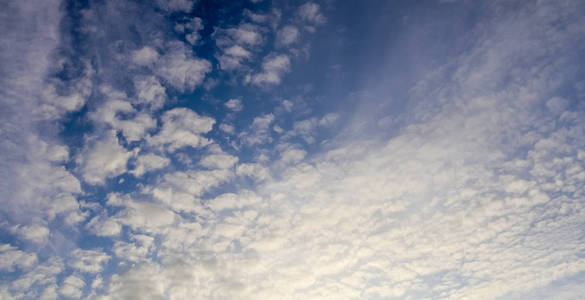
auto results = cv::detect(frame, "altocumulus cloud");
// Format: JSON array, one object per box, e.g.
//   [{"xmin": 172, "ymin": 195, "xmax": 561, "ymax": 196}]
[{"xmin": 1, "ymin": 0, "xmax": 585, "ymax": 299}]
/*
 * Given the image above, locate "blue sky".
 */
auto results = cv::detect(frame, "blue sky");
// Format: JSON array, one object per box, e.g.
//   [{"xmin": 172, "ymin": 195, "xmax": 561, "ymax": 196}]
[{"xmin": 1, "ymin": 0, "xmax": 585, "ymax": 299}]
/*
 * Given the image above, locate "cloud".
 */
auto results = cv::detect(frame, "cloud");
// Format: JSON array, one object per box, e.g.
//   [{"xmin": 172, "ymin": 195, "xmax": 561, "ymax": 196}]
[
  {"xmin": 236, "ymin": 163, "xmax": 271, "ymax": 181},
  {"xmin": 0, "ymin": 244, "xmax": 37, "ymax": 272},
  {"xmin": 132, "ymin": 46, "xmax": 159, "ymax": 67},
  {"xmin": 90, "ymin": 89, "xmax": 157, "ymax": 142},
  {"xmin": 113, "ymin": 234, "xmax": 155, "ymax": 263},
  {"xmin": 219, "ymin": 123, "xmax": 235, "ymax": 134},
  {"xmin": 3, "ymin": 0, "xmax": 585, "ymax": 299},
  {"xmin": 218, "ymin": 23, "xmax": 264, "ymax": 47},
  {"xmin": 215, "ymin": 23, "xmax": 264, "ymax": 71},
  {"xmin": 146, "ymin": 168, "xmax": 234, "ymax": 212},
  {"xmin": 298, "ymin": 2, "xmax": 326, "ymax": 24},
  {"xmin": 250, "ymin": 54, "xmax": 291, "ymax": 85},
  {"xmin": 107, "ymin": 193, "xmax": 177, "ymax": 234},
  {"xmin": 276, "ymin": 25, "xmax": 300, "ymax": 46},
  {"xmin": 10, "ymin": 224, "xmax": 50, "ymax": 244},
  {"xmin": 86, "ymin": 215, "xmax": 122, "ymax": 237},
  {"xmin": 103, "ymin": 263, "xmax": 166, "ymax": 300},
  {"xmin": 77, "ymin": 130, "xmax": 134, "ymax": 185},
  {"xmin": 69, "ymin": 248, "xmax": 110, "ymax": 273},
  {"xmin": 206, "ymin": 191, "xmax": 262, "ymax": 212},
  {"xmin": 130, "ymin": 153, "xmax": 170, "ymax": 177},
  {"xmin": 200, "ymin": 153, "xmax": 239, "ymax": 169},
  {"xmin": 225, "ymin": 98, "xmax": 244, "ymax": 111},
  {"xmin": 148, "ymin": 107, "xmax": 215, "ymax": 152},
  {"xmin": 155, "ymin": 42, "xmax": 211, "ymax": 92},
  {"xmin": 59, "ymin": 275, "xmax": 85, "ymax": 299},
  {"xmin": 133, "ymin": 76, "xmax": 167, "ymax": 110},
  {"xmin": 239, "ymin": 113, "xmax": 275, "ymax": 145},
  {"xmin": 279, "ymin": 148, "xmax": 307, "ymax": 165},
  {"xmin": 176, "ymin": 17, "xmax": 204, "ymax": 45}
]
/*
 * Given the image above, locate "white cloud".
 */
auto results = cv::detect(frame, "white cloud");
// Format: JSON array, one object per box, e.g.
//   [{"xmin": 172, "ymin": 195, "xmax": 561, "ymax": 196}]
[
  {"xmin": 147, "ymin": 168, "xmax": 234, "ymax": 213},
  {"xmin": 176, "ymin": 17, "xmax": 204, "ymax": 45},
  {"xmin": 206, "ymin": 191, "xmax": 262, "ymax": 212},
  {"xmin": 215, "ymin": 23, "xmax": 264, "ymax": 71},
  {"xmin": 244, "ymin": 8, "xmax": 282, "ymax": 29},
  {"xmin": 0, "ymin": 244, "xmax": 37, "ymax": 271},
  {"xmin": 250, "ymin": 54, "xmax": 291, "ymax": 86},
  {"xmin": 108, "ymin": 193, "xmax": 177, "ymax": 234},
  {"xmin": 148, "ymin": 108, "xmax": 215, "ymax": 152},
  {"xmin": 546, "ymin": 96, "xmax": 569, "ymax": 115},
  {"xmin": 282, "ymin": 99, "xmax": 294, "ymax": 111},
  {"xmin": 298, "ymin": 2, "xmax": 326, "ymax": 24},
  {"xmin": 276, "ymin": 25, "xmax": 299, "ymax": 46},
  {"xmin": 40, "ymin": 64, "xmax": 93, "ymax": 119},
  {"xmin": 319, "ymin": 112, "xmax": 339, "ymax": 125},
  {"xmin": 10, "ymin": 224, "xmax": 50, "ymax": 244},
  {"xmin": 86, "ymin": 215, "xmax": 122, "ymax": 237},
  {"xmin": 103, "ymin": 263, "xmax": 166, "ymax": 299},
  {"xmin": 69, "ymin": 248, "xmax": 110, "ymax": 273},
  {"xmin": 132, "ymin": 46, "xmax": 159, "ymax": 67},
  {"xmin": 131, "ymin": 153, "xmax": 170, "ymax": 177},
  {"xmin": 200, "ymin": 153, "xmax": 239, "ymax": 169},
  {"xmin": 236, "ymin": 163, "xmax": 271, "ymax": 181},
  {"xmin": 220, "ymin": 23, "xmax": 264, "ymax": 47},
  {"xmin": 279, "ymin": 148, "xmax": 306, "ymax": 165},
  {"xmin": 220, "ymin": 123, "xmax": 235, "ymax": 134},
  {"xmin": 155, "ymin": 42, "xmax": 211, "ymax": 92},
  {"xmin": 239, "ymin": 113, "xmax": 275, "ymax": 145},
  {"xmin": 225, "ymin": 98, "xmax": 244, "ymax": 111},
  {"xmin": 90, "ymin": 91, "xmax": 157, "ymax": 142},
  {"xmin": 224, "ymin": 45, "xmax": 252, "ymax": 59},
  {"xmin": 77, "ymin": 130, "xmax": 134, "ymax": 185},
  {"xmin": 59, "ymin": 275, "xmax": 85, "ymax": 299},
  {"xmin": 133, "ymin": 76, "xmax": 166, "ymax": 110},
  {"xmin": 113, "ymin": 234, "xmax": 155, "ymax": 263}
]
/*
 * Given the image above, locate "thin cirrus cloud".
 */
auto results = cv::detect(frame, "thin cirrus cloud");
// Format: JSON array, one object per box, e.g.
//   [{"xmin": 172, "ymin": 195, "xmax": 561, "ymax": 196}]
[{"xmin": 1, "ymin": 0, "xmax": 585, "ymax": 299}]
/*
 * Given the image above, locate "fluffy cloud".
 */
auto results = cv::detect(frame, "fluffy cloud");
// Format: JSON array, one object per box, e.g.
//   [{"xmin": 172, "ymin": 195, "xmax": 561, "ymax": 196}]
[
  {"xmin": 131, "ymin": 153, "xmax": 170, "ymax": 177},
  {"xmin": 225, "ymin": 98, "xmax": 244, "ymax": 111},
  {"xmin": 132, "ymin": 46, "xmax": 159, "ymax": 67},
  {"xmin": 155, "ymin": 42, "xmax": 211, "ymax": 92},
  {"xmin": 133, "ymin": 76, "xmax": 167, "ymax": 110},
  {"xmin": 77, "ymin": 130, "xmax": 134, "ymax": 185},
  {"xmin": 59, "ymin": 275, "xmax": 85, "ymax": 299},
  {"xmin": 148, "ymin": 107, "xmax": 215, "ymax": 152},
  {"xmin": 176, "ymin": 17, "xmax": 204, "ymax": 45},
  {"xmin": 239, "ymin": 113, "xmax": 275, "ymax": 145},
  {"xmin": 113, "ymin": 234, "xmax": 155, "ymax": 263},
  {"xmin": 86, "ymin": 215, "xmax": 122, "ymax": 237},
  {"xmin": 215, "ymin": 23, "xmax": 264, "ymax": 71},
  {"xmin": 250, "ymin": 54, "xmax": 291, "ymax": 85},
  {"xmin": 69, "ymin": 249, "xmax": 110, "ymax": 273},
  {"xmin": 298, "ymin": 2, "xmax": 326, "ymax": 24},
  {"xmin": 90, "ymin": 89, "xmax": 157, "ymax": 142},
  {"xmin": 0, "ymin": 244, "xmax": 37, "ymax": 272},
  {"xmin": 276, "ymin": 25, "xmax": 300, "ymax": 46},
  {"xmin": 10, "ymin": 224, "xmax": 50, "ymax": 244},
  {"xmin": 107, "ymin": 193, "xmax": 177, "ymax": 234},
  {"xmin": 200, "ymin": 153, "xmax": 239, "ymax": 169}
]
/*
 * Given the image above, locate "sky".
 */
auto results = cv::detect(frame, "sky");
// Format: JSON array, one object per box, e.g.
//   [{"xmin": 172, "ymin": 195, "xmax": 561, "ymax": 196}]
[{"xmin": 1, "ymin": 0, "xmax": 585, "ymax": 299}]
